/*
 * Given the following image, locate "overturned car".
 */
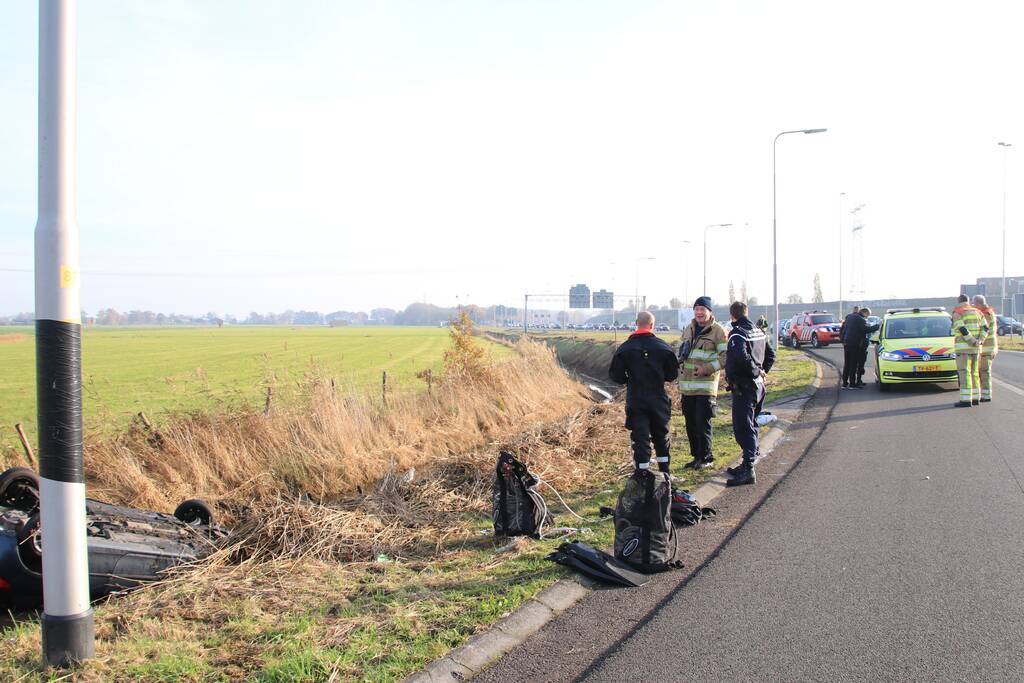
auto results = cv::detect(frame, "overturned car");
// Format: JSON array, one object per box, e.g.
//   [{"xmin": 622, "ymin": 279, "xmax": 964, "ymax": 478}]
[{"xmin": 0, "ymin": 467, "xmax": 224, "ymax": 608}]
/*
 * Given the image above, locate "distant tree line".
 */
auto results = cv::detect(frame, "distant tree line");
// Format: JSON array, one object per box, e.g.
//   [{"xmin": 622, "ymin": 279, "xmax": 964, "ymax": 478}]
[{"xmin": 0, "ymin": 303, "xmax": 522, "ymax": 327}]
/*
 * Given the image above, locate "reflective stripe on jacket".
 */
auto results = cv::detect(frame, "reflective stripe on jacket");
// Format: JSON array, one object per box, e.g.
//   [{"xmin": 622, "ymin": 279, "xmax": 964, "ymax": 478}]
[
  {"xmin": 951, "ymin": 304, "xmax": 986, "ymax": 354},
  {"xmin": 977, "ymin": 306, "xmax": 998, "ymax": 356},
  {"xmin": 678, "ymin": 320, "xmax": 728, "ymax": 397}
]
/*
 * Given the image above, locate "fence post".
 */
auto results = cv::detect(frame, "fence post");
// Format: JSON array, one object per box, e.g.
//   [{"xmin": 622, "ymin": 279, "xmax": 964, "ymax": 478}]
[
  {"xmin": 382, "ymin": 370, "xmax": 388, "ymax": 406},
  {"xmin": 14, "ymin": 423, "xmax": 37, "ymax": 468}
]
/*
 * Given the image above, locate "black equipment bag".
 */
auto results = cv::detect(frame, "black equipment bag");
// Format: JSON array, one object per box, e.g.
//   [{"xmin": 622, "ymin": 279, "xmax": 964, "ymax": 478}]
[
  {"xmin": 613, "ymin": 469, "xmax": 680, "ymax": 573},
  {"xmin": 670, "ymin": 489, "xmax": 717, "ymax": 527},
  {"xmin": 492, "ymin": 450, "xmax": 550, "ymax": 538}
]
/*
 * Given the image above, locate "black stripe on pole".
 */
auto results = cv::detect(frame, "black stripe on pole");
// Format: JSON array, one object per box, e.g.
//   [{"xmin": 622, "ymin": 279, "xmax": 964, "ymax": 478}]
[{"xmin": 36, "ymin": 318, "xmax": 84, "ymax": 484}]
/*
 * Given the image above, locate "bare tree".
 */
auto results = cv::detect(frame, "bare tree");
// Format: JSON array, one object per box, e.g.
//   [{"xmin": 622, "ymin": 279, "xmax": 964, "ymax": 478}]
[
  {"xmin": 787, "ymin": 293, "xmax": 804, "ymax": 304},
  {"xmin": 728, "ymin": 280, "xmax": 736, "ymax": 304},
  {"xmin": 812, "ymin": 273, "xmax": 824, "ymax": 304},
  {"xmin": 740, "ymin": 281, "xmax": 748, "ymax": 303}
]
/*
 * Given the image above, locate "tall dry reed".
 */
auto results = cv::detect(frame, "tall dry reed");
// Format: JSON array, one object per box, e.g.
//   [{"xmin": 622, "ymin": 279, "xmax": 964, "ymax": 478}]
[{"xmin": 70, "ymin": 332, "xmax": 589, "ymax": 516}]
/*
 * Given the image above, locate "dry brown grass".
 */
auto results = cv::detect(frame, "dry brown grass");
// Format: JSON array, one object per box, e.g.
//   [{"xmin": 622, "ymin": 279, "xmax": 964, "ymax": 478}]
[{"xmin": 65, "ymin": 332, "xmax": 588, "ymax": 519}]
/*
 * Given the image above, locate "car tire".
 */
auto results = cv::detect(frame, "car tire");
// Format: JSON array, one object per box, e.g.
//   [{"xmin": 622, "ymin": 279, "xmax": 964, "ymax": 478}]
[
  {"xmin": 174, "ymin": 499, "xmax": 215, "ymax": 526},
  {"xmin": 878, "ymin": 379, "xmax": 890, "ymax": 392},
  {"xmin": 0, "ymin": 467, "xmax": 40, "ymax": 513},
  {"xmin": 792, "ymin": 334, "xmax": 801, "ymax": 349},
  {"xmin": 811, "ymin": 333, "xmax": 821, "ymax": 348}
]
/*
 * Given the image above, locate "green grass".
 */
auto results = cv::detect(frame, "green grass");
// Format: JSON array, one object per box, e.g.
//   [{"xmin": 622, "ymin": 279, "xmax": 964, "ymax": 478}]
[
  {"xmin": 0, "ymin": 325, "xmax": 507, "ymax": 449},
  {"xmin": 0, "ymin": 346, "xmax": 816, "ymax": 682},
  {"xmin": 997, "ymin": 335, "xmax": 1024, "ymax": 351}
]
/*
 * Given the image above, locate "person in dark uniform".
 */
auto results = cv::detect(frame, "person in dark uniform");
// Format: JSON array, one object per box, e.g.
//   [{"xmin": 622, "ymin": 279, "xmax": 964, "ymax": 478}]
[
  {"xmin": 609, "ymin": 311, "xmax": 680, "ymax": 473},
  {"xmin": 839, "ymin": 304, "xmax": 861, "ymax": 388},
  {"xmin": 841, "ymin": 308, "xmax": 880, "ymax": 388},
  {"xmin": 725, "ymin": 301, "xmax": 776, "ymax": 486}
]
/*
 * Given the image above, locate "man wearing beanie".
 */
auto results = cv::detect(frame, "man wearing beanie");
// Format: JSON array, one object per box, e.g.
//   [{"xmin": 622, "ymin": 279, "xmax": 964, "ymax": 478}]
[
  {"xmin": 678, "ymin": 296, "xmax": 728, "ymax": 470},
  {"xmin": 609, "ymin": 311, "xmax": 679, "ymax": 473}
]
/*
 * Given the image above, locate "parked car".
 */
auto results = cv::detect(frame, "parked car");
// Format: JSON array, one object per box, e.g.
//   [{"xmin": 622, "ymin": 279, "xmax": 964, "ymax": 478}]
[
  {"xmin": 779, "ymin": 319, "xmax": 795, "ymax": 346},
  {"xmin": 0, "ymin": 467, "xmax": 225, "ymax": 608},
  {"xmin": 788, "ymin": 310, "xmax": 842, "ymax": 348},
  {"xmin": 997, "ymin": 315, "xmax": 1023, "ymax": 335}
]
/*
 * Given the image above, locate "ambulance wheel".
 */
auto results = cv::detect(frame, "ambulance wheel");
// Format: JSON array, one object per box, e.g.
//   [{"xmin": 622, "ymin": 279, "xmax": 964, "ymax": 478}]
[{"xmin": 878, "ymin": 379, "xmax": 891, "ymax": 392}]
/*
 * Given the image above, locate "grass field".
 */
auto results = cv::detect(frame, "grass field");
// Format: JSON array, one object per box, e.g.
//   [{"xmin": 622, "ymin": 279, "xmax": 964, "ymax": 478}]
[{"xmin": 0, "ymin": 325, "xmax": 508, "ymax": 448}]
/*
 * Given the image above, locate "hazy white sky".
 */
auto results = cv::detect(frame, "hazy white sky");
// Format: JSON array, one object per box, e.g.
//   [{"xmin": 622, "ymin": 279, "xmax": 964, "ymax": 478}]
[{"xmin": 2, "ymin": 0, "xmax": 1022, "ymax": 316}]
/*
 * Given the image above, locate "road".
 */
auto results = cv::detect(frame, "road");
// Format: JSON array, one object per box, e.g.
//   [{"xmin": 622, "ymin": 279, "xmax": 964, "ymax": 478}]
[{"xmin": 478, "ymin": 347, "xmax": 1024, "ymax": 682}]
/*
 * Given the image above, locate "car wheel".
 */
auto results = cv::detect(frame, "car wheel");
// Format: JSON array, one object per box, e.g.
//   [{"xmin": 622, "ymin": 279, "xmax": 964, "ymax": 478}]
[
  {"xmin": 878, "ymin": 379, "xmax": 891, "ymax": 392},
  {"xmin": 792, "ymin": 334, "xmax": 801, "ymax": 349},
  {"xmin": 811, "ymin": 333, "xmax": 821, "ymax": 348},
  {"xmin": 174, "ymin": 499, "xmax": 215, "ymax": 526},
  {"xmin": 0, "ymin": 467, "xmax": 40, "ymax": 513}
]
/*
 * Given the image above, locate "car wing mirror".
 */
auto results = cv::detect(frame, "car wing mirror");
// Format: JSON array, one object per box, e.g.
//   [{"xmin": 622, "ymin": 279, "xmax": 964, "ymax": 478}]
[{"xmin": 870, "ymin": 332, "xmax": 879, "ymax": 344}]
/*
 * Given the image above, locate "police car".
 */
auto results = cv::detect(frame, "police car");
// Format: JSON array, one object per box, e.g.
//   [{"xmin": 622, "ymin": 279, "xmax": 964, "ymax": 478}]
[{"xmin": 871, "ymin": 307, "xmax": 957, "ymax": 391}]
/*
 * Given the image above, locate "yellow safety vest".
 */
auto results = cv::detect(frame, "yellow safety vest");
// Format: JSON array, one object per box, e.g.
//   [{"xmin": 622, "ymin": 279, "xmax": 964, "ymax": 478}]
[
  {"xmin": 679, "ymin": 320, "xmax": 728, "ymax": 397},
  {"xmin": 951, "ymin": 305, "xmax": 986, "ymax": 355}
]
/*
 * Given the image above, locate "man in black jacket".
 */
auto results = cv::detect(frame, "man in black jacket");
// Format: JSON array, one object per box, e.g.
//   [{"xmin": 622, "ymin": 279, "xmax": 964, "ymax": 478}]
[
  {"xmin": 609, "ymin": 311, "xmax": 680, "ymax": 473},
  {"xmin": 841, "ymin": 308, "xmax": 880, "ymax": 388},
  {"xmin": 725, "ymin": 301, "xmax": 776, "ymax": 486}
]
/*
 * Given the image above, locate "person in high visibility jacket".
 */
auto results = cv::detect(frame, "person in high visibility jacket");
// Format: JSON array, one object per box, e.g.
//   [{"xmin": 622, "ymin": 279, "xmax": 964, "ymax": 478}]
[
  {"xmin": 973, "ymin": 294, "xmax": 998, "ymax": 402},
  {"xmin": 951, "ymin": 294, "xmax": 988, "ymax": 407},
  {"xmin": 677, "ymin": 296, "xmax": 728, "ymax": 470}
]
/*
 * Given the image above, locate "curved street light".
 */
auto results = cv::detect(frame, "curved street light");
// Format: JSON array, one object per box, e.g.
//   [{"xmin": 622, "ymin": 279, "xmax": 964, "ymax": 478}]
[
  {"xmin": 703, "ymin": 223, "xmax": 732, "ymax": 300},
  {"xmin": 773, "ymin": 128, "xmax": 827, "ymax": 347}
]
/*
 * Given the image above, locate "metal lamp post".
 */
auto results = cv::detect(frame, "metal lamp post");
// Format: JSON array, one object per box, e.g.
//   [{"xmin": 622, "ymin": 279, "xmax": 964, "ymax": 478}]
[
  {"xmin": 634, "ymin": 256, "xmax": 655, "ymax": 317},
  {"xmin": 35, "ymin": 0, "xmax": 94, "ymax": 667},
  {"xmin": 703, "ymin": 223, "xmax": 732, "ymax": 300},
  {"xmin": 999, "ymin": 141, "xmax": 1012, "ymax": 314},
  {"xmin": 838, "ymin": 192, "xmax": 845, "ymax": 317},
  {"xmin": 681, "ymin": 240, "xmax": 692, "ymax": 304},
  {"xmin": 773, "ymin": 128, "xmax": 827, "ymax": 347}
]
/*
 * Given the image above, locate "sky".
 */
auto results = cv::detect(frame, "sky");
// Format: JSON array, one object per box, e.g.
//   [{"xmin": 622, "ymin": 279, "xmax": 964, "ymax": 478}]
[{"xmin": 2, "ymin": 0, "xmax": 1022, "ymax": 317}]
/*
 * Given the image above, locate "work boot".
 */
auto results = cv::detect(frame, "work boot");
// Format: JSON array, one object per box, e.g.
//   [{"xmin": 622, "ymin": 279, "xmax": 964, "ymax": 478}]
[
  {"xmin": 726, "ymin": 464, "xmax": 755, "ymax": 487},
  {"xmin": 684, "ymin": 458, "xmax": 709, "ymax": 470},
  {"xmin": 971, "ymin": 399, "xmax": 980, "ymax": 406},
  {"xmin": 841, "ymin": 381, "xmax": 849, "ymax": 389},
  {"xmin": 980, "ymin": 398, "xmax": 992, "ymax": 403},
  {"xmin": 955, "ymin": 401, "xmax": 971, "ymax": 408}
]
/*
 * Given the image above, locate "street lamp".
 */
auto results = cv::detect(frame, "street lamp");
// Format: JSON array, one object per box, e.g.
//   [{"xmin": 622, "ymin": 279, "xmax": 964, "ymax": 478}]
[
  {"xmin": 635, "ymin": 256, "xmax": 656, "ymax": 318},
  {"xmin": 773, "ymin": 128, "xmax": 827, "ymax": 347},
  {"xmin": 681, "ymin": 240, "xmax": 692, "ymax": 304},
  {"xmin": 999, "ymin": 141, "xmax": 1012, "ymax": 314},
  {"xmin": 838, "ymin": 192, "xmax": 845, "ymax": 317},
  {"xmin": 703, "ymin": 223, "xmax": 732, "ymax": 299}
]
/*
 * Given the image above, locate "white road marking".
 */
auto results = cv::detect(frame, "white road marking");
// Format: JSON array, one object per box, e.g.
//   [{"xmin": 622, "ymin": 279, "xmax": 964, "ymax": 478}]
[{"xmin": 993, "ymin": 377, "xmax": 1024, "ymax": 398}]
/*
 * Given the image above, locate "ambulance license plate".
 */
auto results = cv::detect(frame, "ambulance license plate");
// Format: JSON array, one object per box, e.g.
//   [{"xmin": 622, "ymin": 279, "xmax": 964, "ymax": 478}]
[{"xmin": 913, "ymin": 364, "xmax": 940, "ymax": 372}]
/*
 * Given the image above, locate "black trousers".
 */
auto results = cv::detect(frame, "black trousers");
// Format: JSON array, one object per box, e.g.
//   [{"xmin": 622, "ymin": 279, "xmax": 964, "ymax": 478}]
[
  {"xmin": 625, "ymin": 398, "xmax": 672, "ymax": 471},
  {"xmin": 732, "ymin": 381, "xmax": 765, "ymax": 465},
  {"xmin": 842, "ymin": 343, "xmax": 862, "ymax": 385},
  {"xmin": 857, "ymin": 344, "xmax": 870, "ymax": 379},
  {"xmin": 681, "ymin": 394, "xmax": 715, "ymax": 463}
]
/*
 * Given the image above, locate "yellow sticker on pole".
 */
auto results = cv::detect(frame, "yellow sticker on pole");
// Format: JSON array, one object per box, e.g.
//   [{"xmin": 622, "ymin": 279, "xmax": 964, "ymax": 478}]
[{"xmin": 60, "ymin": 265, "xmax": 79, "ymax": 289}]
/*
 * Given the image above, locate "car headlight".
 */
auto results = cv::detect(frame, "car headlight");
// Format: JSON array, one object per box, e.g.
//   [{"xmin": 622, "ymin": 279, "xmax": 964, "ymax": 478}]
[{"xmin": 880, "ymin": 351, "xmax": 902, "ymax": 361}]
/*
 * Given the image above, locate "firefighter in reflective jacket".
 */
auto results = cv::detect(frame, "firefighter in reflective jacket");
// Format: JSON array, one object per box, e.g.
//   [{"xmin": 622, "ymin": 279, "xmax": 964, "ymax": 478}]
[
  {"xmin": 951, "ymin": 294, "xmax": 988, "ymax": 407},
  {"xmin": 725, "ymin": 301, "xmax": 775, "ymax": 486},
  {"xmin": 678, "ymin": 296, "xmax": 728, "ymax": 470},
  {"xmin": 973, "ymin": 294, "xmax": 998, "ymax": 403}
]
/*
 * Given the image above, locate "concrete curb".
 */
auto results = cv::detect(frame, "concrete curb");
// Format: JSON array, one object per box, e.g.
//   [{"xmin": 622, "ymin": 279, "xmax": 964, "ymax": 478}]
[{"xmin": 405, "ymin": 357, "xmax": 825, "ymax": 683}]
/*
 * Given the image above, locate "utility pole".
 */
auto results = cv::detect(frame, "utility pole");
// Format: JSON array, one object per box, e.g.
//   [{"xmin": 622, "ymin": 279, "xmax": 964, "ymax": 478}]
[{"xmin": 35, "ymin": 0, "xmax": 94, "ymax": 667}]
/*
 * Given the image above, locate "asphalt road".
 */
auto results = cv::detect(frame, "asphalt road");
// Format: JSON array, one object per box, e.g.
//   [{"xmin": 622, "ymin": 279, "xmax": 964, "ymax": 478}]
[{"xmin": 479, "ymin": 347, "xmax": 1024, "ymax": 682}]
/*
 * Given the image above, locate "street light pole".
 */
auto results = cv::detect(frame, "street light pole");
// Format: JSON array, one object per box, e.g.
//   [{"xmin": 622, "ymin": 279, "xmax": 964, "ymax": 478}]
[
  {"xmin": 999, "ymin": 142, "xmax": 1012, "ymax": 314},
  {"xmin": 703, "ymin": 223, "xmax": 732, "ymax": 299},
  {"xmin": 838, "ymin": 192, "xmax": 845, "ymax": 317},
  {"xmin": 773, "ymin": 128, "xmax": 827, "ymax": 348},
  {"xmin": 35, "ymin": 0, "xmax": 95, "ymax": 667},
  {"xmin": 681, "ymin": 240, "xmax": 692, "ymax": 304},
  {"xmin": 635, "ymin": 256, "xmax": 655, "ymax": 318}
]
